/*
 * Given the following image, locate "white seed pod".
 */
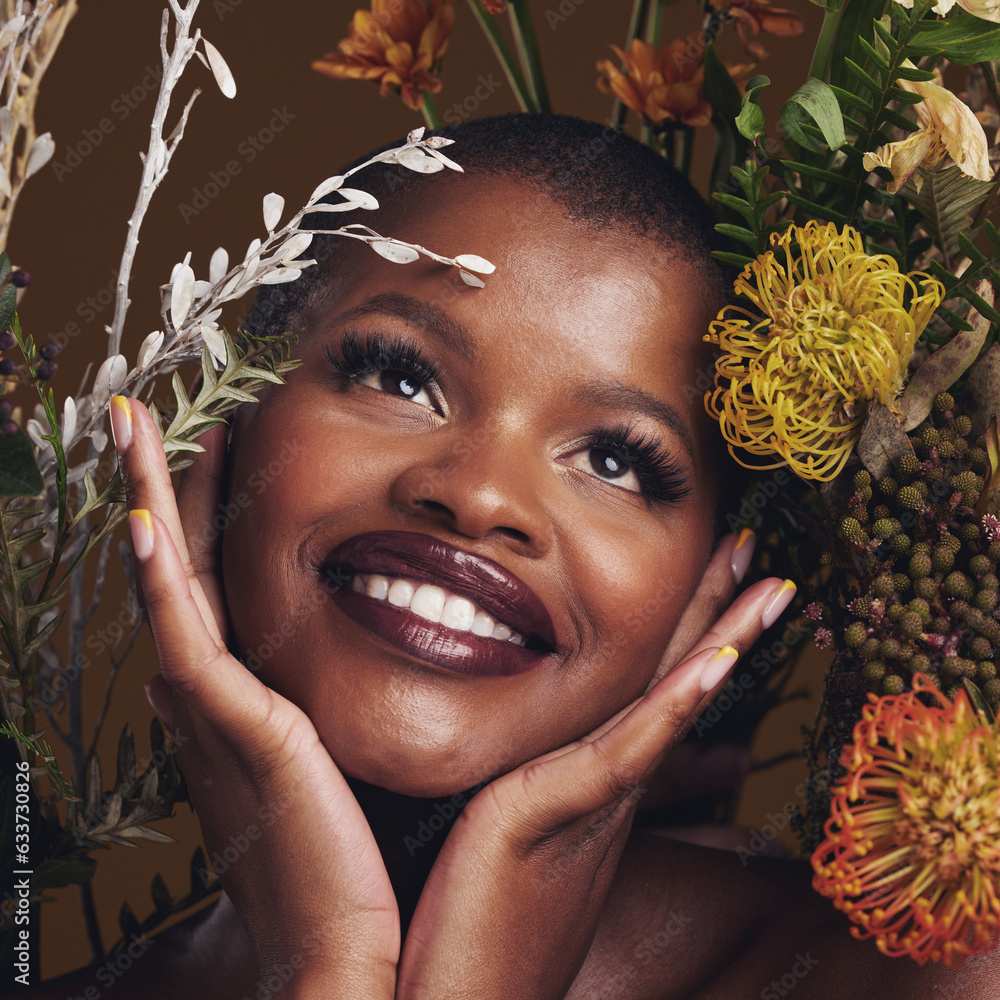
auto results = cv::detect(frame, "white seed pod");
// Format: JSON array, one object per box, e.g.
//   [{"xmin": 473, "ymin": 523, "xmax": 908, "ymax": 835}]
[
  {"xmin": 61, "ymin": 395, "xmax": 77, "ymax": 450},
  {"xmin": 336, "ymin": 188, "xmax": 378, "ymax": 210},
  {"xmin": 24, "ymin": 133, "xmax": 55, "ymax": 179},
  {"xmin": 427, "ymin": 148, "xmax": 463, "ymax": 172},
  {"xmin": 200, "ymin": 324, "xmax": 228, "ymax": 368},
  {"xmin": 459, "ymin": 270, "xmax": 485, "ymax": 288},
  {"xmin": 454, "ymin": 254, "xmax": 495, "ymax": 275},
  {"xmin": 309, "ymin": 175, "xmax": 345, "ymax": 203},
  {"xmin": 209, "ymin": 246, "xmax": 229, "ymax": 284},
  {"xmin": 170, "ymin": 263, "xmax": 196, "ymax": 329},
  {"xmin": 276, "ymin": 231, "xmax": 314, "ymax": 262},
  {"xmin": 395, "ymin": 148, "xmax": 444, "ymax": 173},
  {"xmin": 244, "ymin": 237, "xmax": 262, "ymax": 262},
  {"xmin": 370, "ymin": 241, "xmax": 420, "ymax": 264},
  {"xmin": 200, "ymin": 38, "xmax": 237, "ymax": 99},
  {"xmin": 407, "ymin": 127, "xmax": 426, "ymax": 144},
  {"xmin": 92, "ymin": 354, "xmax": 127, "ymax": 406},
  {"xmin": 301, "ymin": 200, "xmax": 364, "ymax": 214},
  {"xmin": 257, "ymin": 267, "xmax": 302, "ymax": 284},
  {"xmin": 262, "ymin": 192, "xmax": 284, "ymax": 232},
  {"xmin": 136, "ymin": 330, "xmax": 164, "ymax": 371},
  {"xmin": 90, "ymin": 429, "xmax": 109, "ymax": 454},
  {"xmin": 423, "ymin": 136, "xmax": 455, "ymax": 149},
  {"xmin": 26, "ymin": 418, "xmax": 54, "ymax": 458}
]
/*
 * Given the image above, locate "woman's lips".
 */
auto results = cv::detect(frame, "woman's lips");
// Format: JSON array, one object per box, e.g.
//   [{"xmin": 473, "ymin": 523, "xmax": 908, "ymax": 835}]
[{"xmin": 317, "ymin": 530, "xmax": 558, "ymax": 678}]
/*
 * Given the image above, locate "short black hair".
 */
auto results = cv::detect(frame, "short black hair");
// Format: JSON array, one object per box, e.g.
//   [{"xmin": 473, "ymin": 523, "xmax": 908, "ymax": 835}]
[{"xmin": 244, "ymin": 112, "xmax": 731, "ymax": 339}]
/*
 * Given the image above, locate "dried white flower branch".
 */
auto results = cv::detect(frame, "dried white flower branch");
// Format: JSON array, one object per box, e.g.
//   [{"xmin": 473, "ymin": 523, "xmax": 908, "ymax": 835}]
[{"xmin": 0, "ymin": 0, "xmax": 80, "ymax": 251}]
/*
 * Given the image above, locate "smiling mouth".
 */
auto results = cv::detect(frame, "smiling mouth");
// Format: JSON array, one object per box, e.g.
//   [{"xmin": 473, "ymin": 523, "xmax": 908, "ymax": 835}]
[
  {"xmin": 315, "ymin": 531, "xmax": 557, "ymax": 677},
  {"xmin": 345, "ymin": 571, "xmax": 532, "ymax": 646}
]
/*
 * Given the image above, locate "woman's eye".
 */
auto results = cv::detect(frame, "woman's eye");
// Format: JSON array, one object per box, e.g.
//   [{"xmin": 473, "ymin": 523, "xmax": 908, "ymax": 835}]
[
  {"xmin": 356, "ymin": 368, "xmax": 438, "ymax": 411},
  {"xmin": 564, "ymin": 447, "xmax": 642, "ymax": 494}
]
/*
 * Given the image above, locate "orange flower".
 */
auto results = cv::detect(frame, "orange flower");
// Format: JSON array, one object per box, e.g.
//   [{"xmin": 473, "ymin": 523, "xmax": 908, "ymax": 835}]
[
  {"xmin": 811, "ymin": 675, "xmax": 1000, "ymax": 966},
  {"xmin": 477, "ymin": 0, "xmax": 506, "ymax": 11},
  {"xmin": 312, "ymin": 0, "xmax": 454, "ymax": 112},
  {"xmin": 709, "ymin": 0, "xmax": 804, "ymax": 43},
  {"xmin": 596, "ymin": 39, "xmax": 712, "ymax": 127}
]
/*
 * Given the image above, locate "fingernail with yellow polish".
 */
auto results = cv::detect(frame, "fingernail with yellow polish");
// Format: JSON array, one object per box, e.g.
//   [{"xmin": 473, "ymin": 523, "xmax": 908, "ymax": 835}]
[
  {"xmin": 762, "ymin": 580, "xmax": 797, "ymax": 629},
  {"xmin": 700, "ymin": 645, "xmax": 739, "ymax": 692},
  {"xmin": 731, "ymin": 528, "xmax": 756, "ymax": 584},
  {"xmin": 129, "ymin": 509, "xmax": 154, "ymax": 561},
  {"xmin": 110, "ymin": 395, "xmax": 132, "ymax": 452}
]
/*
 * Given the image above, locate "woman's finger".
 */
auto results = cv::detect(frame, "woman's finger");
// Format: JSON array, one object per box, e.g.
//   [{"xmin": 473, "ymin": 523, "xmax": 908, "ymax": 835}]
[
  {"xmin": 175, "ymin": 420, "xmax": 230, "ymax": 637},
  {"xmin": 126, "ymin": 506, "xmax": 269, "ymax": 742},
  {"xmin": 510, "ymin": 575, "xmax": 796, "ymax": 825},
  {"xmin": 648, "ymin": 530, "xmax": 748, "ymax": 687},
  {"xmin": 111, "ymin": 395, "xmax": 223, "ymax": 646}
]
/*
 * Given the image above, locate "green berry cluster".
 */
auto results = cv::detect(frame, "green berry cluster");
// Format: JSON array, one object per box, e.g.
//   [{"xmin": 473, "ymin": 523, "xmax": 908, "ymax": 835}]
[{"xmin": 832, "ymin": 393, "xmax": 999, "ymax": 707}]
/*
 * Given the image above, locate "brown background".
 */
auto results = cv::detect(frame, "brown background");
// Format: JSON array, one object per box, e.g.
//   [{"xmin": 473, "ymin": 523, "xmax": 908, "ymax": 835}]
[{"xmin": 7, "ymin": 0, "xmax": 824, "ymax": 980}]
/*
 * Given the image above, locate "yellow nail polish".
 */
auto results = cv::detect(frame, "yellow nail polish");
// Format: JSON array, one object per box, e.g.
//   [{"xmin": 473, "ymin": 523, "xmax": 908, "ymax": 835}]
[
  {"xmin": 701, "ymin": 645, "xmax": 739, "ymax": 691},
  {"xmin": 734, "ymin": 528, "xmax": 754, "ymax": 550},
  {"xmin": 129, "ymin": 509, "xmax": 154, "ymax": 560},
  {"xmin": 731, "ymin": 528, "xmax": 756, "ymax": 583},
  {"xmin": 111, "ymin": 395, "xmax": 133, "ymax": 452},
  {"xmin": 762, "ymin": 580, "xmax": 797, "ymax": 629}
]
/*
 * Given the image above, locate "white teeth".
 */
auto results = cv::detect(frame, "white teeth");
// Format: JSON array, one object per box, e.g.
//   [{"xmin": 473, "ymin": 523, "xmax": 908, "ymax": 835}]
[
  {"xmin": 471, "ymin": 610, "xmax": 495, "ymax": 636},
  {"xmin": 441, "ymin": 595, "xmax": 476, "ymax": 630},
  {"xmin": 411, "ymin": 584, "xmax": 446, "ymax": 623},
  {"xmin": 387, "ymin": 579, "xmax": 415, "ymax": 608},
  {"xmin": 348, "ymin": 572, "xmax": 530, "ymax": 647}
]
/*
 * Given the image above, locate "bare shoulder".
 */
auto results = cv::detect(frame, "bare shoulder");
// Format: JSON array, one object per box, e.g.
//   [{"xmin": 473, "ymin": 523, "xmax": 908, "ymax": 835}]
[{"xmin": 568, "ymin": 831, "xmax": 999, "ymax": 1000}]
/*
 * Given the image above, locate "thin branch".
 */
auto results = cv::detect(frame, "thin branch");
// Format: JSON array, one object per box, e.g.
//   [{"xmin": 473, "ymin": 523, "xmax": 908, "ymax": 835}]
[{"xmin": 106, "ymin": 2, "xmax": 203, "ymax": 355}]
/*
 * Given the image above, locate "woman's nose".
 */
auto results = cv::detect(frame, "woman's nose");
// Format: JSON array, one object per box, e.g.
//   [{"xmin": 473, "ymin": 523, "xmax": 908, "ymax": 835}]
[{"xmin": 388, "ymin": 425, "xmax": 553, "ymax": 558}]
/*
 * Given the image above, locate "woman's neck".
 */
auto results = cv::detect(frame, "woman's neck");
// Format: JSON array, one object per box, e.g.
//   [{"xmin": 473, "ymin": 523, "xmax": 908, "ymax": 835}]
[{"xmin": 345, "ymin": 775, "xmax": 478, "ymax": 936}]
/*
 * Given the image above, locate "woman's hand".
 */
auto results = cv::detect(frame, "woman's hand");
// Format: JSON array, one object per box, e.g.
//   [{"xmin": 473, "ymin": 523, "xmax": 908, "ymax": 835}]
[
  {"xmin": 397, "ymin": 531, "xmax": 796, "ymax": 1000},
  {"xmin": 110, "ymin": 395, "xmax": 399, "ymax": 1000}
]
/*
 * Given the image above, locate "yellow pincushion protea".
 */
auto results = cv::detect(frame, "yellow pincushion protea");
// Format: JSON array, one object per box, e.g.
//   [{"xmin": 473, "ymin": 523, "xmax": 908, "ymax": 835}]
[
  {"xmin": 811, "ymin": 675, "xmax": 1000, "ymax": 966},
  {"xmin": 705, "ymin": 221, "xmax": 943, "ymax": 481}
]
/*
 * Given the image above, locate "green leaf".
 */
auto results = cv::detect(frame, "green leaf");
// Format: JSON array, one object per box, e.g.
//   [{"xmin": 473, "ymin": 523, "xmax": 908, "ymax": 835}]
[
  {"xmin": 715, "ymin": 224, "xmax": 762, "ymax": 252},
  {"xmin": 962, "ymin": 678, "xmax": 996, "ymax": 724},
  {"xmin": 736, "ymin": 76, "xmax": 770, "ymax": 141},
  {"xmin": 0, "ymin": 426, "xmax": 45, "ymax": 497},
  {"xmin": 780, "ymin": 79, "xmax": 846, "ymax": 153},
  {"xmin": 900, "ymin": 165, "xmax": 996, "ymax": 267},
  {"xmin": 911, "ymin": 12, "xmax": 1000, "ymax": 65},
  {"xmin": 32, "ymin": 857, "xmax": 97, "ymax": 889}
]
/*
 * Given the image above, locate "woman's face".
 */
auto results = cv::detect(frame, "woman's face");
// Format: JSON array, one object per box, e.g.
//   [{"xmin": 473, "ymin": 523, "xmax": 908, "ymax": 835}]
[{"xmin": 223, "ymin": 178, "xmax": 723, "ymax": 795}]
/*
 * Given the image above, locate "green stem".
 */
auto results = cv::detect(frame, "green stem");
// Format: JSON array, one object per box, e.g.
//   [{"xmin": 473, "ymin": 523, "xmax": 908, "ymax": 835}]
[
  {"xmin": 420, "ymin": 91, "xmax": 443, "ymax": 129},
  {"xmin": 807, "ymin": 3, "xmax": 842, "ymax": 82},
  {"xmin": 644, "ymin": 0, "xmax": 667, "ymax": 45},
  {"xmin": 677, "ymin": 125, "xmax": 695, "ymax": 177},
  {"xmin": 507, "ymin": 0, "xmax": 550, "ymax": 113},
  {"xmin": 463, "ymin": 0, "xmax": 532, "ymax": 112},
  {"xmin": 611, "ymin": 0, "xmax": 651, "ymax": 130}
]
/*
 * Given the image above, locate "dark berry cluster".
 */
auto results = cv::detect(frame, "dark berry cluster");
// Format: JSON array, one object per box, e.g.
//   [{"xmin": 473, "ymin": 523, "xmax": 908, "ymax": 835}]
[{"xmin": 831, "ymin": 392, "xmax": 1000, "ymax": 707}]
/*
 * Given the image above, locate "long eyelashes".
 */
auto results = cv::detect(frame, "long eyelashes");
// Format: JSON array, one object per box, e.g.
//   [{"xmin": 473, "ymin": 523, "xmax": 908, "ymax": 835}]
[
  {"xmin": 325, "ymin": 329, "xmax": 444, "ymax": 388},
  {"xmin": 323, "ymin": 330, "xmax": 690, "ymax": 505},
  {"xmin": 589, "ymin": 423, "xmax": 691, "ymax": 505}
]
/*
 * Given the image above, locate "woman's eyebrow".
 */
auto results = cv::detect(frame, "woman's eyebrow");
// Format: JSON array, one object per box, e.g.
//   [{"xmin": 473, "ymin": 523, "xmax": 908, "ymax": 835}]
[
  {"xmin": 572, "ymin": 380, "xmax": 695, "ymax": 463},
  {"xmin": 331, "ymin": 292, "xmax": 476, "ymax": 362}
]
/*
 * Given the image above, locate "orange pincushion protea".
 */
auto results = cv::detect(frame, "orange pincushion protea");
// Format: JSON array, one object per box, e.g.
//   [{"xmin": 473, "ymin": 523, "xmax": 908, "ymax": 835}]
[
  {"xmin": 811, "ymin": 674, "xmax": 1000, "ymax": 966},
  {"xmin": 312, "ymin": 0, "xmax": 454, "ymax": 112}
]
